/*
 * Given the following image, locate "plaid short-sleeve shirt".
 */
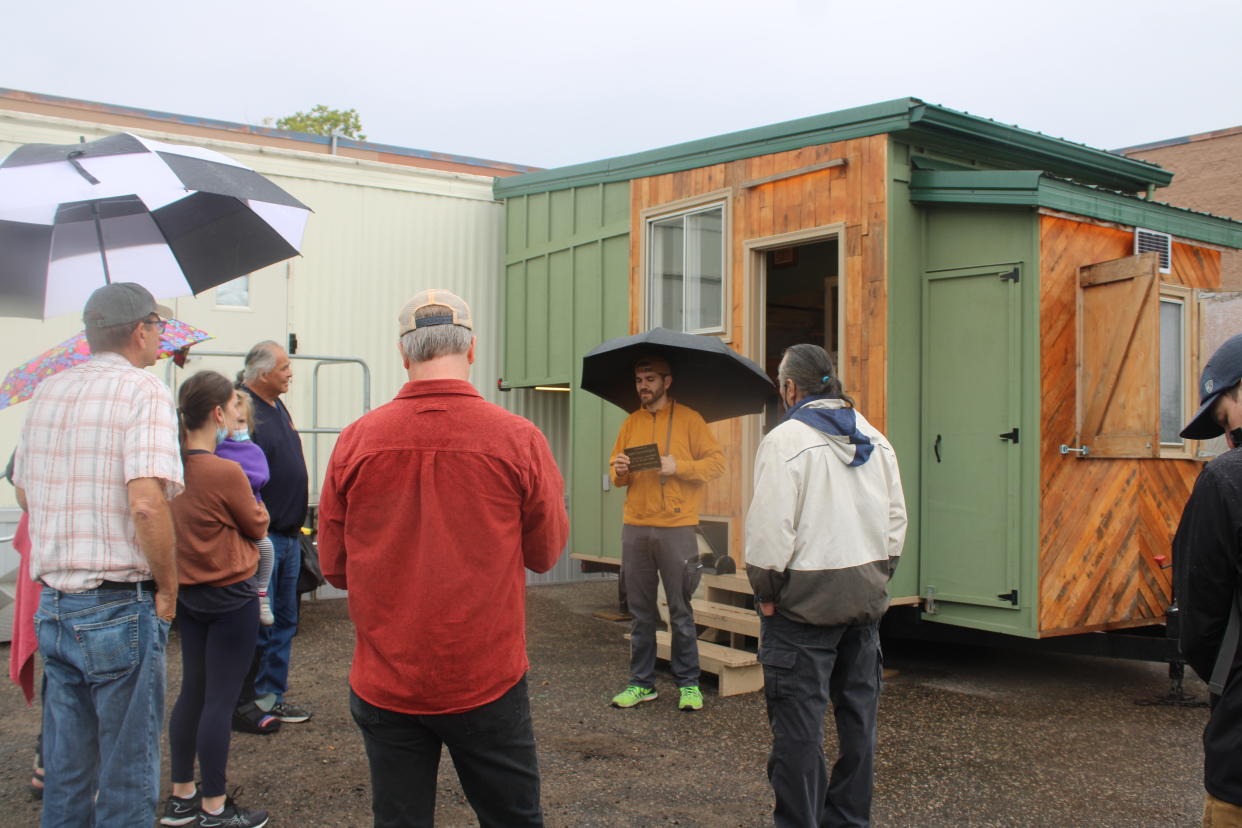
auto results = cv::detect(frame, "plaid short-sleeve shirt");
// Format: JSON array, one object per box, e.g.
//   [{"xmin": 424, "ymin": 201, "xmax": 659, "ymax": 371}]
[{"xmin": 13, "ymin": 351, "xmax": 184, "ymax": 591}]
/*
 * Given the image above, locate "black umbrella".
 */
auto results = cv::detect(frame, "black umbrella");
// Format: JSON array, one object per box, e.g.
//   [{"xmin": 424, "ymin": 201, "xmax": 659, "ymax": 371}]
[
  {"xmin": 0, "ymin": 132, "xmax": 311, "ymax": 319},
  {"xmin": 581, "ymin": 327, "xmax": 776, "ymax": 422}
]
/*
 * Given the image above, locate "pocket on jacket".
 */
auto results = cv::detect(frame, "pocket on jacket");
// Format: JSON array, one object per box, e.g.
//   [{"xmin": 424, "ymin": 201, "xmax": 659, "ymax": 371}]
[{"xmin": 74, "ymin": 613, "xmax": 140, "ymax": 680}]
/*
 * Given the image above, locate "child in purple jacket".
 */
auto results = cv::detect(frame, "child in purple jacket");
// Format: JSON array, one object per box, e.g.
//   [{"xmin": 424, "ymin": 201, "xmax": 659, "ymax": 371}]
[{"xmin": 215, "ymin": 393, "xmax": 276, "ymax": 625}]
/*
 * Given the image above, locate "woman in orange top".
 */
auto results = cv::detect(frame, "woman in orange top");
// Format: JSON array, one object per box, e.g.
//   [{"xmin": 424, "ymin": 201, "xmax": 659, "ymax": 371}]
[{"xmin": 162, "ymin": 371, "xmax": 270, "ymax": 828}]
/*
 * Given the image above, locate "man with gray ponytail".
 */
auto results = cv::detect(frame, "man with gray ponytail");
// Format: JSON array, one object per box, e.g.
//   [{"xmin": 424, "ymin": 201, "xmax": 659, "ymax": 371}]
[{"xmin": 746, "ymin": 343, "xmax": 907, "ymax": 828}]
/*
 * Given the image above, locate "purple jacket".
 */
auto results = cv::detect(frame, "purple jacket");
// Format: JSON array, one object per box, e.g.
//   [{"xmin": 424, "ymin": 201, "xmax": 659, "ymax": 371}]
[{"xmin": 215, "ymin": 438, "xmax": 270, "ymax": 501}]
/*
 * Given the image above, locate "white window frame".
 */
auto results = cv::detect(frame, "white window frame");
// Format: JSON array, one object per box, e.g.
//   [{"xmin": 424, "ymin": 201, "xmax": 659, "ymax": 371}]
[
  {"xmin": 214, "ymin": 275, "xmax": 252, "ymax": 310},
  {"xmin": 640, "ymin": 191, "xmax": 731, "ymax": 339},
  {"xmin": 1158, "ymin": 283, "xmax": 1194, "ymax": 459}
]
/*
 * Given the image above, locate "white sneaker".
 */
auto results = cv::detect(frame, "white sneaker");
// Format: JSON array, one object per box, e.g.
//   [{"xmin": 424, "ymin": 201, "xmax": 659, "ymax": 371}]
[{"xmin": 258, "ymin": 594, "xmax": 275, "ymax": 626}]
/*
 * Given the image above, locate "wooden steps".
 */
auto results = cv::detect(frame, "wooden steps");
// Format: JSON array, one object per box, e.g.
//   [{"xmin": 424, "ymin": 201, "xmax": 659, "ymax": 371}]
[{"xmin": 648, "ymin": 569, "xmax": 764, "ymax": 697}]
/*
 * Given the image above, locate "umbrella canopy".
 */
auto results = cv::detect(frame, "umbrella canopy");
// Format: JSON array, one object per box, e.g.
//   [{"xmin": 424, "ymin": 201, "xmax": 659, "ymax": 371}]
[
  {"xmin": 0, "ymin": 318, "xmax": 211, "ymax": 410},
  {"xmin": 0, "ymin": 132, "xmax": 311, "ymax": 319},
  {"xmin": 580, "ymin": 327, "xmax": 776, "ymax": 423}
]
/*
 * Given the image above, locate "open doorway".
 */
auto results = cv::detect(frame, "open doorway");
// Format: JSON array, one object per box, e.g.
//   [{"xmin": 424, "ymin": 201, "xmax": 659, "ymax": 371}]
[{"xmin": 761, "ymin": 237, "xmax": 840, "ymax": 431}]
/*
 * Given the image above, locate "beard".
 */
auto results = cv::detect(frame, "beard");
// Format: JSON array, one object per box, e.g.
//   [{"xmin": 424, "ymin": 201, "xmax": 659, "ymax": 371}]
[{"xmin": 640, "ymin": 385, "xmax": 666, "ymax": 406}]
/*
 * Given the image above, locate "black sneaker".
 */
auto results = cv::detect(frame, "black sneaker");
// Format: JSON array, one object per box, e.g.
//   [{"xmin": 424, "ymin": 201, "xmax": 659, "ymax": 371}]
[
  {"xmin": 270, "ymin": 700, "xmax": 311, "ymax": 723},
  {"xmin": 196, "ymin": 795, "xmax": 268, "ymax": 828},
  {"xmin": 231, "ymin": 701, "xmax": 281, "ymax": 735},
  {"xmin": 161, "ymin": 788, "xmax": 202, "ymax": 826}
]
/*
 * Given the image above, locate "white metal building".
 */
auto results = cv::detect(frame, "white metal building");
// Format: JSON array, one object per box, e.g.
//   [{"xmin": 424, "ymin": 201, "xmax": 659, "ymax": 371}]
[{"xmin": 0, "ymin": 93, "xmax": 597, "ymax": 638}]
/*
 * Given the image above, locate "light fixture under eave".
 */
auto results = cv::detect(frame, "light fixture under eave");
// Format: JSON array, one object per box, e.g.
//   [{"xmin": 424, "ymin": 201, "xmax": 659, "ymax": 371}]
[{"xmin": 533, "ymin": 385, "xmax": 571, "ymax": 392}]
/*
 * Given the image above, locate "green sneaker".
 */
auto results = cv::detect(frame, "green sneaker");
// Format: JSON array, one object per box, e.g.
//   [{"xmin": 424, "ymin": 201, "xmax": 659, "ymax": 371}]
[
  {"xmin": 678, "ymin": 685, "xmax": 704, "ymax": 712},
  {"xmin": 611, "ymin": 685, "xmax": 658, "ymax": 708}
]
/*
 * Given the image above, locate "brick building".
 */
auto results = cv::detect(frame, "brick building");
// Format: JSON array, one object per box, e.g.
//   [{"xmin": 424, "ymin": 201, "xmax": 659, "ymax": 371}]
[{"xmin": 1122, "ymin": 126, "xmax": 1242, "ymax": 289}]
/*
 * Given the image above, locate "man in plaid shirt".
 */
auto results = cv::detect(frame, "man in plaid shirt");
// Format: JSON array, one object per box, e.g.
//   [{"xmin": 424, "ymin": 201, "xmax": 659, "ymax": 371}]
[{"xmin": 14, "ymin": 282, "xmax": 184, "ymax": 827}]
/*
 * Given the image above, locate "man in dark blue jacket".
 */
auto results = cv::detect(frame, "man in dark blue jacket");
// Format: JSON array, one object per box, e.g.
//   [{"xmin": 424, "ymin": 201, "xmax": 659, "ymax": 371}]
[
  {"xmin": 1174, "ymin": 332, "xmax": 1242, "ymax": 826},
  {"xmin": 233, "ymin": 340, "xmax": 312, "ymax": 732}
]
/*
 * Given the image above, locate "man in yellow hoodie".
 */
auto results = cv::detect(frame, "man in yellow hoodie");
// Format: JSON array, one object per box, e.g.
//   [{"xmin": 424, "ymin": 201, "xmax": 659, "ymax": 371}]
[{"xmin": 609, "ymin": 355, "xmax": 725, "ymax": 711}]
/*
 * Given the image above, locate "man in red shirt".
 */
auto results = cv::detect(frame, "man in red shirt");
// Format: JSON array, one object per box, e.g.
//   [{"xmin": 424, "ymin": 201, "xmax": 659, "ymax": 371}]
[{"xmin": 319, "ymin": 289, "xmax": 568, "ymax": 828}]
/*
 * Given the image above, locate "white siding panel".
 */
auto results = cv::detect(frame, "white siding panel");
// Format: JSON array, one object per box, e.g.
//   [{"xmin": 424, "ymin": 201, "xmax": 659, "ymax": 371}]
[{"xmin": 0, "ymin": 111, "xmax": 503, "ymax": 514}]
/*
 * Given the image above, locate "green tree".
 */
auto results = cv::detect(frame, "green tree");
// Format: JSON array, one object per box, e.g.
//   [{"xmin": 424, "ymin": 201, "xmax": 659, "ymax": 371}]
[{"xmin": 274, "ymin": 105, "xmax": 366, "ymax": 140}]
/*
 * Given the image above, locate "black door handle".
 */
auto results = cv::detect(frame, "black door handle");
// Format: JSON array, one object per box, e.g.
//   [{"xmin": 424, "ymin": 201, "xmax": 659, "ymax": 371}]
[{"xmin": 934, "ymin": 434, "xmax": 942, "ymax": 463}]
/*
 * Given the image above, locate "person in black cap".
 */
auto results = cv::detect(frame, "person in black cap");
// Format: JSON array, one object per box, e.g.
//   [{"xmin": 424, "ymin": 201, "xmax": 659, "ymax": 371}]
[{"xmin": 1172, "ymin": 332, "xmax": 1242, "ymax": 826}]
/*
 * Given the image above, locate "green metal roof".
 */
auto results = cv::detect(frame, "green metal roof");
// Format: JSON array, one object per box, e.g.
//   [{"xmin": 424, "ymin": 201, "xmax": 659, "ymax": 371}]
[
  {"xmin": 909, "ymin": 170, "xmax": 1242, "ymax": 249},
  {"xmin": 493, "ymin": 98, "xmax": 1171, "ymax": 199}
]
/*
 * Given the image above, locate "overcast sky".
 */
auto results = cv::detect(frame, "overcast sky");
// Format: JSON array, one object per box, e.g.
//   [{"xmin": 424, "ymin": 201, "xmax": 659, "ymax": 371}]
[{"xmin": 3, "ymin": 0, "xmax": 1239, "ymax": 169}]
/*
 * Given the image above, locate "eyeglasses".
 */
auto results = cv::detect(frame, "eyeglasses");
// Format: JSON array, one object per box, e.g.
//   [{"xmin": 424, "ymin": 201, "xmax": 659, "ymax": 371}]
[{"xmin": 142, "ymin": 316, "xmax": 167, "ymax": 333}]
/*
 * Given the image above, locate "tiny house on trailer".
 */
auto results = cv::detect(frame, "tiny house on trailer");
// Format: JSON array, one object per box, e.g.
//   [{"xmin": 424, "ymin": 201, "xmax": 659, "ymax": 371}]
[{"xmin": 495, "ymin": 98, "xmax": 1242, "ymax": 644}]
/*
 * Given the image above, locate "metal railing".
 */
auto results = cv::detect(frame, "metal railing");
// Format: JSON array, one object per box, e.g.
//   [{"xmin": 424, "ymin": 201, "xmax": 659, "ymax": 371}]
[{"xmin": 165, "ymin": 350, "xmax": 371, "ymax": 498}]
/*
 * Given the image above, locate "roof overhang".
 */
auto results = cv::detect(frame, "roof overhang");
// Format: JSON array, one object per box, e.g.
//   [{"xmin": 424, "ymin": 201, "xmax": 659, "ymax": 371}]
[
  {"xmin": 910, "ymin": 170, "xmax": 1242, "ymax": 249},
  {"xmin": 495, "ymin": 97, "xmax": 1171, "ymax": 199}
]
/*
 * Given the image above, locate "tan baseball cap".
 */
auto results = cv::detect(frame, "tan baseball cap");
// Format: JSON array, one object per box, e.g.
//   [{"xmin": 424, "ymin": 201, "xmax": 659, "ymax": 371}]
[{"xmin": 398, "ymin": 288, "xmax": 473, "ymax": 336}]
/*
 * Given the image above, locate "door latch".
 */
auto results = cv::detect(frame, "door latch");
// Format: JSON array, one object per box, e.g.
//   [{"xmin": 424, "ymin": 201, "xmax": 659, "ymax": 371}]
[{"xmin": 1059, "ymin": 444, "xmax": 1090, "ymax": 456}]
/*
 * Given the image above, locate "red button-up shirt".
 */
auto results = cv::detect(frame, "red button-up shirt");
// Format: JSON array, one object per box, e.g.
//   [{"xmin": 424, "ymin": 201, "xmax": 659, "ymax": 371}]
[{"xmin": 318, "ymin": 378, "xmax": 568, "ymax": 715}]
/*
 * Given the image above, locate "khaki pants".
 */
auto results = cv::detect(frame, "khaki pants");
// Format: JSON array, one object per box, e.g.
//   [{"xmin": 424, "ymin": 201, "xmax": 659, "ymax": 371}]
[{"xmin": 1205, "ymin": 793, "xmax": 1242, "ymax": 827}]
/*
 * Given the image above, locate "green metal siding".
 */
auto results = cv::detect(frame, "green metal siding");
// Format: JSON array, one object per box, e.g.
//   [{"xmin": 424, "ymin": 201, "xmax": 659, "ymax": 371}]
[
  {"xmin": 890, "ymin": 137, "xmax": 1043, "ymax": 636},
  {"xmin": 501, "ymin": 181, "xmax": 632, "ymax": 561}
]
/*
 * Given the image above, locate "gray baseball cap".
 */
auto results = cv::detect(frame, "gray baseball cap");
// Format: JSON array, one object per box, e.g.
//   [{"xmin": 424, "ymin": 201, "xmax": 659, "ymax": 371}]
[
  {"xmin": 1181, "ymin": 332, "xmax": 1242, "ymax": 439},
  {"xmin": 82, "ymin": 282, "xmax": 172, "ymax": 328}
]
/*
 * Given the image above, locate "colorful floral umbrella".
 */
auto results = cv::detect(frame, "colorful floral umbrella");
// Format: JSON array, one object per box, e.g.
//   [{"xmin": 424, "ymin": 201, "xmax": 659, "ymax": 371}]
[{"xmin": 0, "ymin": 318, "xmax": 211, "ymax": 410}]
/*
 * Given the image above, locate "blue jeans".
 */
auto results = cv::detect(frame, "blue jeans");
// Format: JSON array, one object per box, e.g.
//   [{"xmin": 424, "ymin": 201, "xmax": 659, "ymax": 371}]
[
  {"xmin": 256, "ymin": 533, "xmax": 301, "ymax": 702},
  {"xmin": 349, "ymin": 677, "xmax": 543, "ymax": 827},
  {"xmin": 34, "ymin": 584, "xmax": 168, "ymax": 827}
]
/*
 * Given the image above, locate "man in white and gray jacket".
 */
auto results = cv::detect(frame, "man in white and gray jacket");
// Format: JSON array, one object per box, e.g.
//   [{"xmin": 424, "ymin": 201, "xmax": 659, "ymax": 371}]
[{"xmin": 746, "ymin": 343, "xmax": 907, "ymax": 828}]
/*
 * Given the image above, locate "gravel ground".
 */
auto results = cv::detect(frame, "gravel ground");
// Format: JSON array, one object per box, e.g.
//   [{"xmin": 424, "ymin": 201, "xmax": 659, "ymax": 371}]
[{"xmin": 0, "ymin": 579, "xmax": 1213, "ymax": 827}]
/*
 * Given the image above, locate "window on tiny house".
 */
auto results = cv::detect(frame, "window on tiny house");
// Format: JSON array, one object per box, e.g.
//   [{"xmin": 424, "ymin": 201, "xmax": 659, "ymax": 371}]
[
  {"xmin": 647, "ymin": 204, "xmax": 725, "ymax": 334},
  {"xmin": 1158, "ymin": 291, "xmax": 1188, "ymax": 448}
]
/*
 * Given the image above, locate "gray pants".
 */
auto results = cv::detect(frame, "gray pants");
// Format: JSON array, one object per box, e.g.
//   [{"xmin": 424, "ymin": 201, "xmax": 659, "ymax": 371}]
[
  {"xmin": 759, "ymin": 614, "xmax": 881, "ymax": 828},
  {"xmin": 622, "ymin": 524, "xmax": 701, "ymax": 688}
]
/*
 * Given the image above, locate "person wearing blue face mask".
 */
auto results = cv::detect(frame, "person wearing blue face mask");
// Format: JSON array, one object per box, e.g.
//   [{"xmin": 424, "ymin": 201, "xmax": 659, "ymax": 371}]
[
  {"xmin": 215, "ymin": 391, "xmax": 276, "ymax": 627},
  {"xmin": 165, "ymin": 371, "xmax": 271, "ymax": 828}
]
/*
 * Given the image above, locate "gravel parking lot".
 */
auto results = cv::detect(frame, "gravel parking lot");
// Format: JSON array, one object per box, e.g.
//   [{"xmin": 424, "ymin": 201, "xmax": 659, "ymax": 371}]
[{"xmin": 0, "ymin": 579, "xmax": 1212, "ymax": 826}]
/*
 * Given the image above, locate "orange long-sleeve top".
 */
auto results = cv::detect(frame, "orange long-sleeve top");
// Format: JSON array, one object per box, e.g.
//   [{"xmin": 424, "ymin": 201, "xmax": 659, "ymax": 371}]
[
  {"xmin": 610, "ymin": 400, "xmax": 725, "ymax": 527},
  {"xmin": 171, "ymin": 452, "xmax": 269, "ymax": 587}
]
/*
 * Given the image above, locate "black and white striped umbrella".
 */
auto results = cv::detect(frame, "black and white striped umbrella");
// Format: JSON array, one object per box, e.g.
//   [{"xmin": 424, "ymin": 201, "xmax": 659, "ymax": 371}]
[{"xmin": 0, "ymin": 132, "xmax": 311, "ymax": 319}]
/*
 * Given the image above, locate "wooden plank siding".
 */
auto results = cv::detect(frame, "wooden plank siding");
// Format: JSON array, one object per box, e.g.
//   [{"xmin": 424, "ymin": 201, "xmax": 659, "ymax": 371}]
[
  {"xmin": 626, "ymin": 135, "xmax": 889, "ymax": 561},
  {"xmin": 1038, "ymin": 214, "xmax": 1219, "ymax": 635}
]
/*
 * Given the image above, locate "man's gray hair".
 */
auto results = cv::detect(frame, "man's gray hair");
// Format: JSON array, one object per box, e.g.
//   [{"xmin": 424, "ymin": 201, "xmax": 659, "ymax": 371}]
[
  {"xmin": 242, "ymin": 340, "xmax": 282, "ymax": 383},
  {"xmin": 778, "ymin": 343, "xmax": 854, "ymax": 408},
  {"xmin": 400, "ymin": 303, "xmax": 473, "ymax": 363},
  {"xmin": 401, "ymin": 325, "xmax": 473, "ymax": 364}
]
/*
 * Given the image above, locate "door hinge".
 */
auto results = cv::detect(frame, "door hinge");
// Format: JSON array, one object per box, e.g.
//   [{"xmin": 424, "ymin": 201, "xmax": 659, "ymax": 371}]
[
  {"xmin": 997, "ymin": 589, "xmax": 1018, "ymax": 605},
  {"xmin": 999, "ymin": 428, "xmax": 1019, "ymax": 443},
  {"xmin": 924, "ymin": 585, "xmax": 937, "ymax": 615},
  {"xmin": 287, "ymin": 332, "xmax": 299, "ymax": 355},
  {"xmin": 1000, "ymin": 268, "xmax": 1019, "ymax": 282}
]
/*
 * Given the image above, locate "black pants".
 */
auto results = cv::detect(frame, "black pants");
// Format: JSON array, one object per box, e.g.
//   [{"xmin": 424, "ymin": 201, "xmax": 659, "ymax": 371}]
[
  {"xmin": 760, "ymin": 614, "xmax": 882, "ymax": 828},
  {"xmin": 349, "ymin": 676, "xmax": 543, "ymax": 828},
  {"xmin": 169, "ymin": 598, "xmax": 259, "ymax": 797}
]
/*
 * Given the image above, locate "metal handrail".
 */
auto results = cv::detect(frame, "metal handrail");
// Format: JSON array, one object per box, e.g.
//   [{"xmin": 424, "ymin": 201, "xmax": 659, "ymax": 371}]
[{"xmin": 163, "ymin": 349, "xmax": 371, "ymax": 496}]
